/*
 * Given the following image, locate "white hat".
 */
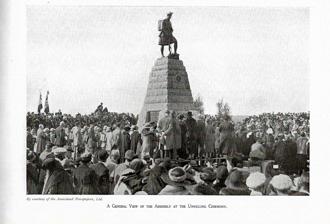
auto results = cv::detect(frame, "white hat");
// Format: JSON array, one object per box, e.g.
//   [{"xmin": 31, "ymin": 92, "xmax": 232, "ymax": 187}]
[
  {"xmin": 266, "ymin": 128, "xmax": 274, "ymax": 134},
  {"xmin": 270, "ymin": 174, "xmax": 293, "ymax": 190},
  {"xmin": 246, "ymin": 172, "xmax": 266, "ymax": 189},
  {"xmin": 52, "ymin": 147, "xmax": 67, "ymax": 155}
]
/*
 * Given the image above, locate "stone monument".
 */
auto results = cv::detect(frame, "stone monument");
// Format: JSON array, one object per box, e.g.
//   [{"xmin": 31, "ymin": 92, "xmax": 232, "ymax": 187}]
[
  {"xmin": 137, "ymin": 12, "xmax": 195, "ymax": 127},
  {"xmin": 137, "ymin": 55, "xmax": 195, "ymax": 127}
]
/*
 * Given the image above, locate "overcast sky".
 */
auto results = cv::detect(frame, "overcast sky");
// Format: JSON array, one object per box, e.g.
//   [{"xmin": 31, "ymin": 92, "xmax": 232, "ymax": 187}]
[{"xmin": 27, "ymin": 6, "xmax": 309, "ymax": 115}]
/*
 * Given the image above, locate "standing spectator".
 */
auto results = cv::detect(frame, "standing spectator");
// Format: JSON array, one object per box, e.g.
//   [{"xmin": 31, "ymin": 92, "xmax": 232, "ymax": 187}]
[
  {"xmin": 120, "ymin": 125, "xmax": 131, "ymax": 158},
  {"xmin": 71, "ymin": 122, "xmax": 83, "ymax": 160},
  {"xmin": 130, "ymin": 125, "xmax": 141, "ymax": 153},
  {"xmin": 204, "ymin": 118, "xmax": 215, "ymax": 160},
  {"xmin": 26, "ymin": 127, "xmax": 34, "ymax": 151},
  {"xmin": 219, "ymin": 115, "xmax": 237, "ymax": 157},
  {"xmin": 184, "ymin": 111, "xmax": 198, "ymax": 159},
  {"xmin": 177, "ymin": 114, "xmax": 188, "ymax": 159},
  {"xmin": 90, "ymin": 150, "xmax": 110, "ymax": 194},
  {"xmin": 105, "ymin": 126, "xmax": 114, "ymax": 152},
  {"xmin": 55, "ymin": 121, "xmax": 66, "ymax": 147},
  {"xmin": 140, "ymin": 123, "xmax": 157, "ymax": 159},
  {"xmin": 36, "ymin": 124, "xmax": 46, "ymax": 154},
  {"xmin": 296, "ymin": 132, "xmax": 309, "ymax": 173},
  {"xmin": 196, "ymin": 115, "xmax": 206, "ymax": 159},
  {"xmin": 157, "ymin": 110, "xmax": 172, "ymax": 158},
  {"xmin": 73, "ymin": 152, "xmax": 100, "ymax": 194}
]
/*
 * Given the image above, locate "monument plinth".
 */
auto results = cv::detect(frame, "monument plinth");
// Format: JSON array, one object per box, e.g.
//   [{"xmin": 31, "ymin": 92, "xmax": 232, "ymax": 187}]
[{"xmin": 137, "ymin": 56, "xmax": 195, "ymax": 127}]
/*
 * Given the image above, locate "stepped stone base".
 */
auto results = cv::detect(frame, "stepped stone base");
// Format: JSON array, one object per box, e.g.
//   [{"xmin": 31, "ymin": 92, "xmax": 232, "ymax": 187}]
[{"xmin": 137, "ymin": 56, "xmax": 195, "ymax": 127}]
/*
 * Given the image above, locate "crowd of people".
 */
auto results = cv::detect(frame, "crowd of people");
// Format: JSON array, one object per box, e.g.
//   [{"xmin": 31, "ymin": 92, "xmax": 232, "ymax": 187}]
[{"xmin": 26, "ymin": 105, "xmax": 310, "ymax": 196}]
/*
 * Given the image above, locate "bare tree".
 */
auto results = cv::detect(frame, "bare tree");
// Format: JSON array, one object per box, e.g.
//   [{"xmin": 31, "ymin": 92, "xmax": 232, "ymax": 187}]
[
  {"xmin": 216, "ymin": 98, "xmax": 231, "ymax": 120},
  {"xmin": 193, "ymin": 94, "xmax": 204, "ymax": 114}
]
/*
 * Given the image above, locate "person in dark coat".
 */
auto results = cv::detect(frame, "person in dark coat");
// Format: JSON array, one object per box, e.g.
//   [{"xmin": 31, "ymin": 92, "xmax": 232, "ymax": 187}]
[
  {"xmin": 177, "ymin": 114, "xmax": 188, "ymax": 159},
  {"xmin": 142, "ymin": 160, "xmax": 168, "ymax": 195},
  {"xmin": 194, "ymin": 167, "xmax": 217, "ymax": 195},
  {"xmin": 55, "ymin": 121, "xmax": 66, "ymax": 147},
  {"xmin": 27, "ymin": 150, "xmax": 39, "ymax": 194},
  {"xmin": 196, "ymin": 116, "xmax": 206, "ymax": 159},
  {"xmin": 213, "ymin": 165, "xmax": 229, "ymax": 193},
  {"xmin": 120, "ymin": 125, "xmax": 131, "ymax": 160},
  {"xmin": 184, "ymin": 111, "xmax": 198, "ymax": 159},
  {"xmin": 130, "ymin": 125, "xmax": 141, "ymax": 153},
  {"xmin": 273, "ymin": 134, "xmax": 286, "ymax": 168},
  {"xmin": 296, "ymin": 132, "xmax": 309, "ymax": 174},
  {"xmin": 73, "ymin": 152, "xmax": 100, "ymax": 194},
  {"xmin": 90, "ymin": 150, "xmax": 110, "ymax": 194},
  {"xmin": 219, "ymin": 116, "xmax": 238, "ymax": 157},
  {"xmin": 42, "ymin": 154, "xmax": 74, "ymax": 194},
  {"xmin": 26, "ymin": 128, "xmax": 34, "ymax": 151}
]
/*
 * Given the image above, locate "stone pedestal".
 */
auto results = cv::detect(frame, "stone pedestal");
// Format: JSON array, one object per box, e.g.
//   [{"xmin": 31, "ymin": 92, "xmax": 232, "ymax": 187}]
[{"xmin": 137, "ymin": 56, "xmax": 195, "ymax": 127}]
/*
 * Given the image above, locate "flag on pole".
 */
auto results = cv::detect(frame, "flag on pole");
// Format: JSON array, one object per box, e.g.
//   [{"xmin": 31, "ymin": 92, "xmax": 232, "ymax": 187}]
[
  {"xmin": 44, "ymin": 91, "xmax": 50, "ymax": 114},
  {"xmin": 38, "ymin": 92, "xmax": 43, "ymax": 114}
]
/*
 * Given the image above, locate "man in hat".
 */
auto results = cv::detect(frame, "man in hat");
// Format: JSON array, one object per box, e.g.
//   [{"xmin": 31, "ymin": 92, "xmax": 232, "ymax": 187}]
[
  {"xmin": 113, "ymin": 150, "xmax": 137, "ymax": 185},
  {"xmin": 120, "ymin": 124, "xmax": 131, "ymax": 160},
  {"xmin": 159, "ymin": 12, "xmax": 178, "ymax": 57},
  {"xmin": 158, "ymin": 167, "xmax": 193, "ymax": 195},
  {"xmin": 73, "ymin": 152, "xmax": 100, "ymax": 194},
  {"xmin": 177, "ymin": 114, "xmax": 188, "ymax": 159},
  {"xmin": 130, "ymin": 125, "xmax": 141, "ymax": 153},
  {"xmin": 90, "ymin": 150, "xmax": 110, "ymax": 194},
  {"xmin": 184, "ymin": 111, "xmax": 198, "ymax": 159}
]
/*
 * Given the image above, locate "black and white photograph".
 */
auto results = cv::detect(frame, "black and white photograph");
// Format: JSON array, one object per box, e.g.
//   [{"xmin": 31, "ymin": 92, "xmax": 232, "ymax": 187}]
[
  {"xmin": 25, "ymin": 6, "xmax": 310, "ymax": 196},
  {"xmin": 2, "ymin": 0, "xmax": 330, "ymax": 223}
]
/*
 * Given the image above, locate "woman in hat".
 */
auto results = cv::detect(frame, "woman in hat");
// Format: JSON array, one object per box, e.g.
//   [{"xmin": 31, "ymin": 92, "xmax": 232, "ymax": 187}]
[
  {"xmin": 190, "ymin": 167, "xmax": 218, "ymax": 195},
  {"xmin": 158, "ymin": 167, "xmax": 194, "ymax": 195},
  {"xmin": 114, "ymin": 159, "xmax": 146, "ymax": 195},
  {"xmin": 219, "ymin": 170, "xmax": 250, "ymax": 195},
  {"xmin": 269, "ymin": 174, "xmax": 293, "ymax": 196},
  {"xmin": 41, "ymin": 153, "xmax": 75, "ymax": 194}
]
